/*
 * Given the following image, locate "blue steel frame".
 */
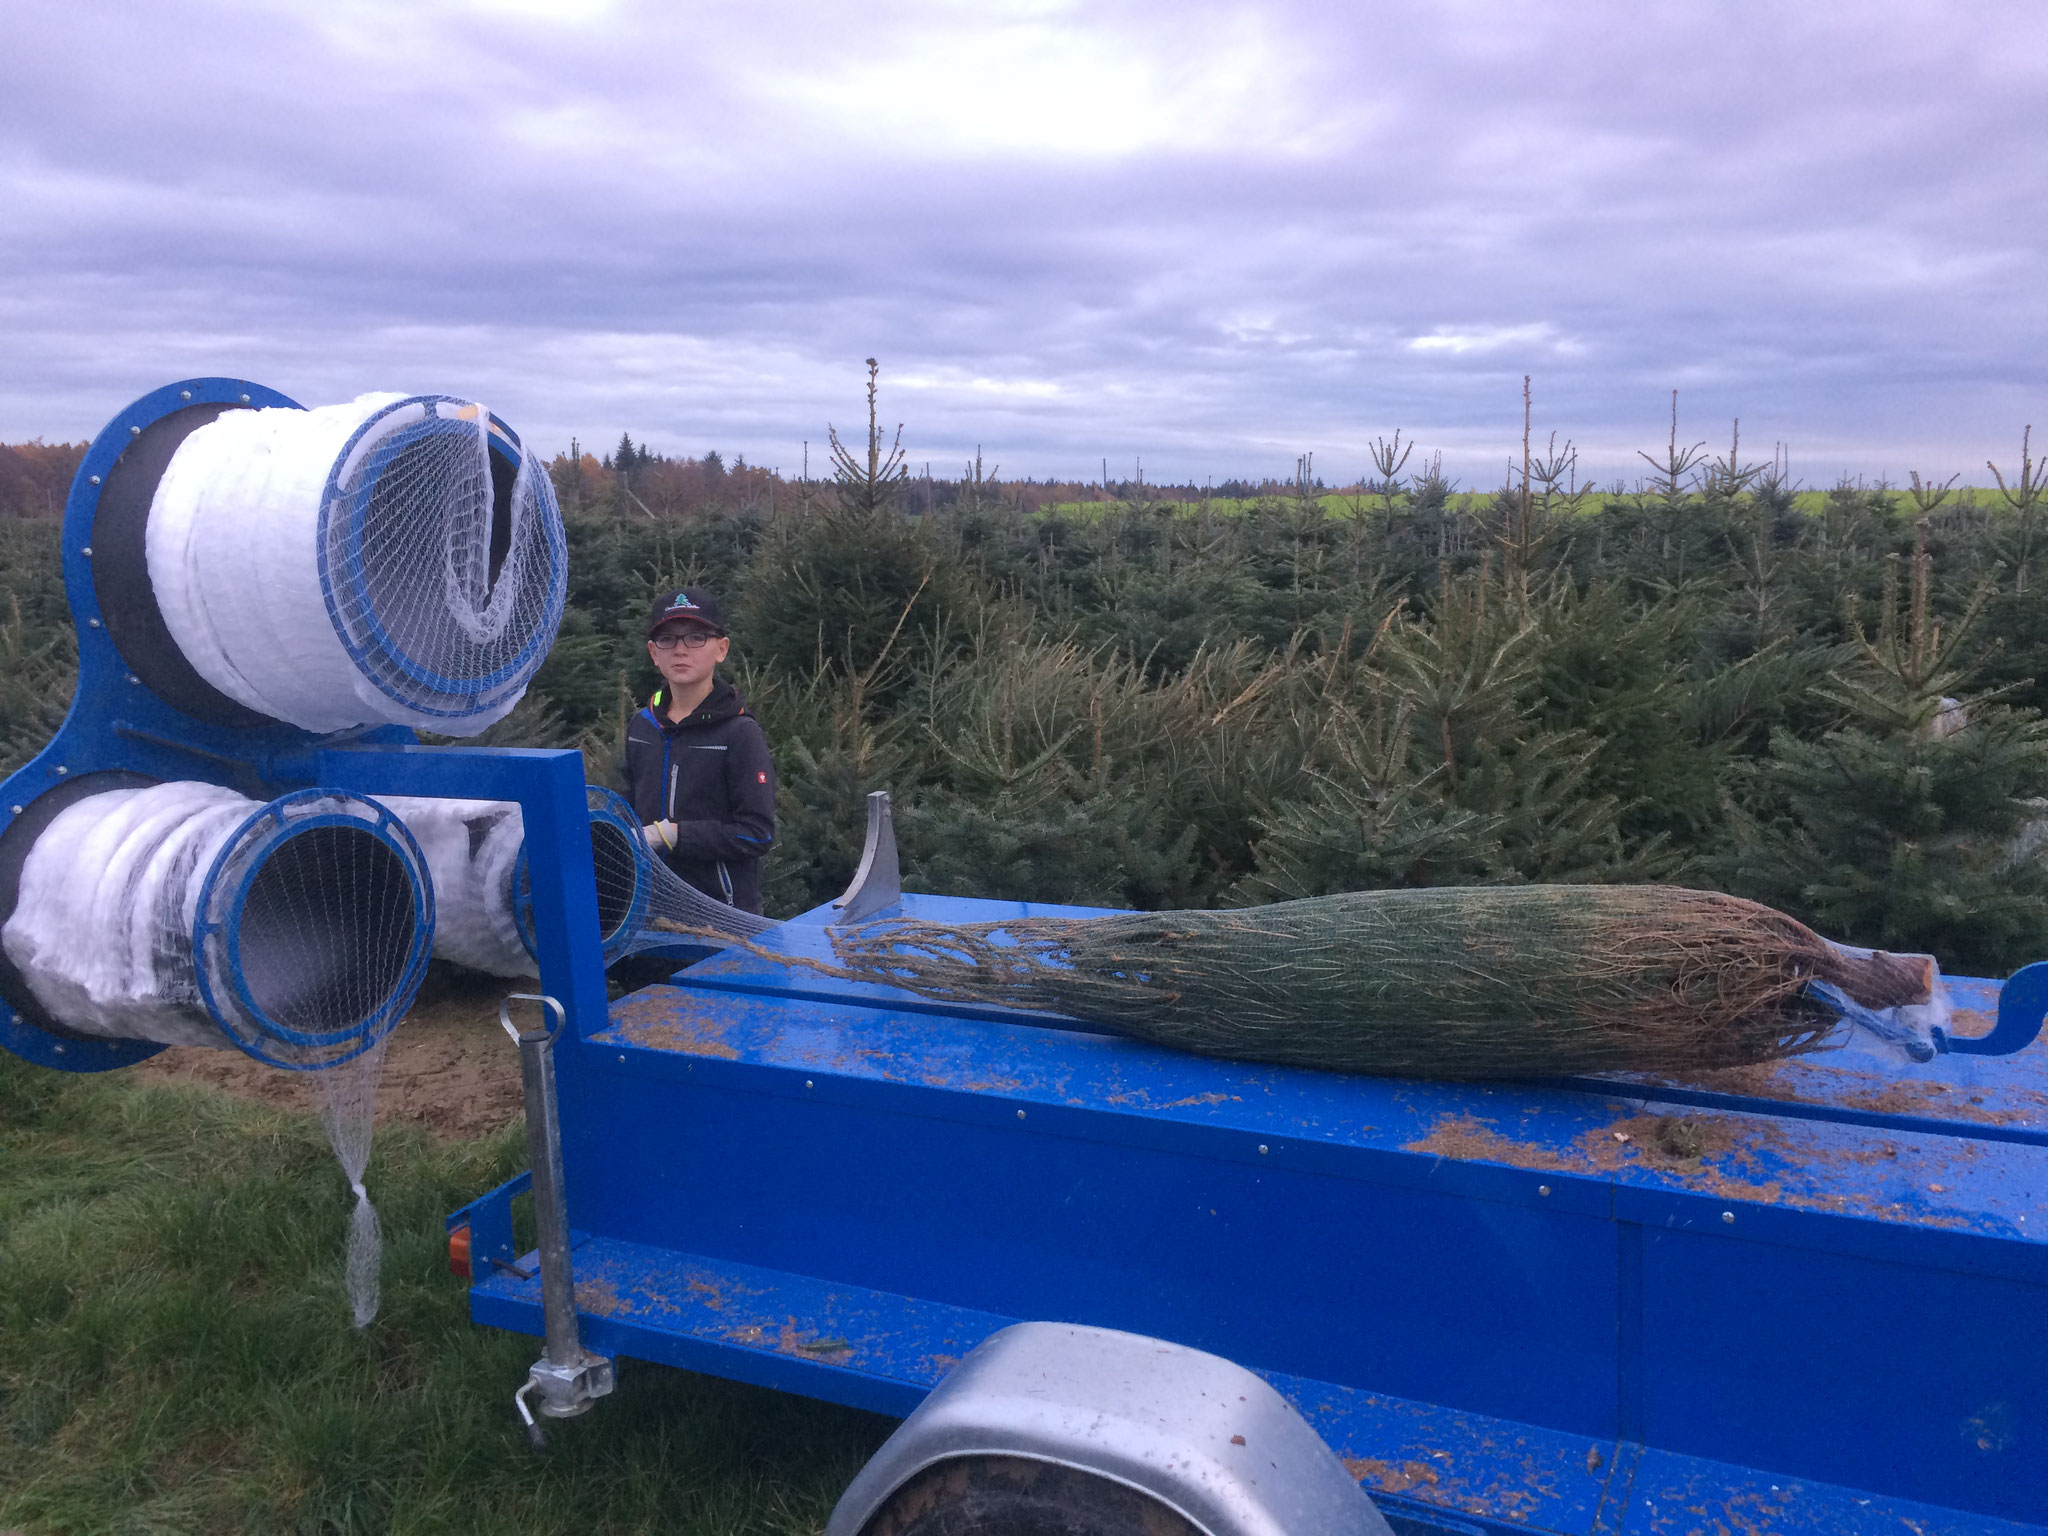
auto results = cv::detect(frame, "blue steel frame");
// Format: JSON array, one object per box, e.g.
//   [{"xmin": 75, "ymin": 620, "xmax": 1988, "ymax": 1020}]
[{"xmin": 0, "ymin": 379, "xmax": 610, "ymax": 1076}]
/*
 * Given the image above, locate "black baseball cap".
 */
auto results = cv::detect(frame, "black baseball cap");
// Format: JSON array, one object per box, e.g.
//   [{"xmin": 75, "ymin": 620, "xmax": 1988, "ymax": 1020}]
[{"xmin": 646, "ymin": 587, "xmax": 727, "ymax": 638}]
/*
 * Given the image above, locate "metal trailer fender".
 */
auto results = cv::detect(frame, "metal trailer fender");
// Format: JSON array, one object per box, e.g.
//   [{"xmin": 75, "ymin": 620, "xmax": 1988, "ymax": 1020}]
[{"xmin": 826, "ymin": 1321, "xmax": 1392, "ymax": 1536}]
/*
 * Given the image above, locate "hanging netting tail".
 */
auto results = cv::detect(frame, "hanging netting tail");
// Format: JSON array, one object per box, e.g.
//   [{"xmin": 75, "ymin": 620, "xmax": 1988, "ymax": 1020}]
[{"xmin": 317, "ymin": 1032, "xmax": 388, "ymax": 1327}]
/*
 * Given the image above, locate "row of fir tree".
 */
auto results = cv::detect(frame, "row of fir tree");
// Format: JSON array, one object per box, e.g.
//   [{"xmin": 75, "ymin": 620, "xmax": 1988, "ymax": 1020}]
[{"xmin": 4, "ymin": 410, "xmax": 2048, "ymax": 975}]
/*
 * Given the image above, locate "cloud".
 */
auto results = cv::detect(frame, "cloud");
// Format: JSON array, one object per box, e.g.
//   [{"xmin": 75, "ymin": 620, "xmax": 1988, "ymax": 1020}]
[
  {"xmin": 1409, "ymin": 326, "xmax": 1584, "ymax": 359},
  {"xmin": 1, "ymin": 0, "xmax": 2044, "ymax": 487}
]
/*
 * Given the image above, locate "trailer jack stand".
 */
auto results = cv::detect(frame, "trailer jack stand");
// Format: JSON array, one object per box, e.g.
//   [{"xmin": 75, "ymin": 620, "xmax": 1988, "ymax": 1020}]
[
  {"xmin": 502, "ymin": 993, "xmax": 615, "ymax": 1452},
  {"xmin": 514, "ymin": 1353, "xmax": 616, "ymax": 1451}
]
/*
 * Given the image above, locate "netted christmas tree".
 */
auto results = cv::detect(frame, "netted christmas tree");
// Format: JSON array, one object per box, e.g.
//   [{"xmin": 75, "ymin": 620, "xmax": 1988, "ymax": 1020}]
[{"xmin": 819, "ymin": 884, "xmax": 1937, "ymax": 1079}]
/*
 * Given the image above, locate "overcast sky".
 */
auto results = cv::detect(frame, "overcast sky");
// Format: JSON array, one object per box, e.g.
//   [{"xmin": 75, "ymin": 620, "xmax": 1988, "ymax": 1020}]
[{"xmin": 4, "ymin": 0, "xmax": 2044, "ymax": 487}]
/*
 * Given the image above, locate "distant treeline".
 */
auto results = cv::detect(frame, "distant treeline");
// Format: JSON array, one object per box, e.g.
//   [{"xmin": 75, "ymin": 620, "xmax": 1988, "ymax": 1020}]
[
  {"xmin": 1, "ymin": 428, "xmax": 2017, "ymax": 523},
  {"xmin": 554, "ymin": 431, "xmax": 2029, "ymax": 523},
  {"xmin": 0, "ymin": 441, "xmax": 86, "ymax": 519},
  {"xmin": 5, "ymin": 400, "xmax": 2048, "ymax": 975},
  {"xmin": 550, "ymin": 432, "xmax": 1210, "ymax": 519}
]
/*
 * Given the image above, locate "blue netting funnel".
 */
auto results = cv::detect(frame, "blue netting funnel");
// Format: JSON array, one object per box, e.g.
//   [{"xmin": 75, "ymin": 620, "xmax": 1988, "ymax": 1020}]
[
  {"xmin": 367, "ymin": 786, "xmax": 774, "ymax": 980},
  {"xmin": 374, "ymin": 787, "xmax": 650, "ymax": 977},
  {"xmin": 513, "ymin": 786, "xmax": 660, "ymax": 968},
  {"xmin": 0, "ymin": 783, "xmax": 433, "ymax": 1070},
  {"xmin": 513, "ymin": 784, "xmax": 777, "ymax": 966},
  {"xmin": 320, "ymin": 397, "xmax": 566, "ymax": 725},
  {"xmin": 194, "ymin": 789, "xmax": 435, "ymax": 1070}
]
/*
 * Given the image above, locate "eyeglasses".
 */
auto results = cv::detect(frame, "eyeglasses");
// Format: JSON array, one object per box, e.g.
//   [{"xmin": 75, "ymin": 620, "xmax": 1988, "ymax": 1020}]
[{"xmin": 651, "ymin": 629, "xmax": 719, "ymax": 651}]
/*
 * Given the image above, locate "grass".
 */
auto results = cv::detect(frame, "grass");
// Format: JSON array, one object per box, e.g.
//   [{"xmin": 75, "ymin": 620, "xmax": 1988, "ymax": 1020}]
[{"xmin": 0, "ymin": 1053, "xmax": 890, "ymax": 1535}]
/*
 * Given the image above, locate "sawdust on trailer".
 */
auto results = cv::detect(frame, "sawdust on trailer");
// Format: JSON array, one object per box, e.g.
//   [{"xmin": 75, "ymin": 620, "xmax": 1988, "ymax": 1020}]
[
  {"xmin": 574, "ymin": 1277, "xmax": 625, "ymax": 1316},
  {"xmin": 1344, "ymin": 1458, "xmax": 1441, "ymax": 1494},
  {"xmin": 608, "ymin": 987, "xmax": 745, "ymax": 1058},
  {"xmin": 132, "ymin": 966, "xmax": 524, "ymax": 1138},
  {"xmin": 1403, "ymin": 1103, "xmax": 1996, "ymax": 1223},
  {"xmin": 1343, "ymin": 1424, "xmax": 1572, "ymax": 1523}
]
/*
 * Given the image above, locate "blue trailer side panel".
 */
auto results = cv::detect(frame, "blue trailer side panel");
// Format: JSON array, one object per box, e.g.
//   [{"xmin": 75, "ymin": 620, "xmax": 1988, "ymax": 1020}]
[
  {"xmin": 1639, "ymin": 1227, "xmax": 2046, "ymax": 1524},
  {"xmin": 565, "ymin": 1032, "xmax": 1621, "ymax": 1436}
]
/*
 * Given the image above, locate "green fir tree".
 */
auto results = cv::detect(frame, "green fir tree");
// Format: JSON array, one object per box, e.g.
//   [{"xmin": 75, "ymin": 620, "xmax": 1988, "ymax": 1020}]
[
  {"xmin": 736, "ymin": 360, "xmax": 958, "ymax": 695},
  {"xmin": 1729, "ymin": 524, "xmax": 2048, "ymax": 972}
]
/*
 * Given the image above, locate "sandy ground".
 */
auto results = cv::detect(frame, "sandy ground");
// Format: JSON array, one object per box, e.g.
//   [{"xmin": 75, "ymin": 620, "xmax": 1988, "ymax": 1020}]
[{"xmin": 132, "ymin": 970, "xmax": 529, "ymax": 1140}]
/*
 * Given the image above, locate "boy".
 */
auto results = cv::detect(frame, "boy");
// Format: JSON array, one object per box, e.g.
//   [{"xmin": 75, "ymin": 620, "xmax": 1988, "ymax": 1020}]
[{"xmin": 622, "ymin": 587, "xmax": 776, "ymax": 913}]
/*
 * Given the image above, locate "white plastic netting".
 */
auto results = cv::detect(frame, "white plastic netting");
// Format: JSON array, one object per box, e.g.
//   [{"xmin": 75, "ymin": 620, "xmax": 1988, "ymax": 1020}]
[
  {"xmin": 376, "ymin": 796, "xmax": 530, "ymax": 977},
  {"xmin": 380, "ymin": 786, "xmax": 772, "ymax": 979},
  {"xmin": 618, "ymin": 853, "xmax": 778, "ymax": 953},
  {"xmin": 319, "ymin": 1033, "xmax": 388, "ymax": 1327},
  {"xmin": 3, "ymin": 782, "xmax": 263, "ymax": 1047},
  {"xmin": 149, "ymin": 393, "xmax": 567, "ymax": 734}
]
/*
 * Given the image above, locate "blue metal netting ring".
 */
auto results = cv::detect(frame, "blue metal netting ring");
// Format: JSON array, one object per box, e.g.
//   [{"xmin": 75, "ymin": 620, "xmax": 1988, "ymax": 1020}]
[
  {"xmin": 513, "ymin": 785, "xmax": 650, "ymax": 967},
  {"xmin": 313, "ymin": 397, "xmax": 568, "ymax": 715},
  {"xmin": 333, "ymin": 415, "xmax": 560, "ymax": 695},
  {"xmin": 191, "ymin": 790, "xmax": 435, "ymax": 1071},
  {"xmin": 324, "ymin": 411, "xmax": 565, "ymax": 698}
]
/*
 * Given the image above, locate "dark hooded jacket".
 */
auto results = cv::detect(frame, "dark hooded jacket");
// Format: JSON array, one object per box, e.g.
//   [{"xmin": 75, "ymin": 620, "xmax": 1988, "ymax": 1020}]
[{"xmin": 621, "ymin": 679, "xmax": 776, "ymax": 913}]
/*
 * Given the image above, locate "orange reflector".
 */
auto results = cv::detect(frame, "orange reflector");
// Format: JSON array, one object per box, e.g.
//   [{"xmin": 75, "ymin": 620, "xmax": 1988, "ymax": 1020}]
[{"xmin": 448, "ymin": 1223, "xmax": 472, "ymax": 1280}]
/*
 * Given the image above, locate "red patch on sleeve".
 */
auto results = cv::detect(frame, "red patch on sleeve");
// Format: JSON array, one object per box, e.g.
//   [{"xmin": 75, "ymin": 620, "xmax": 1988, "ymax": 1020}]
[{"xmin": 757, "ymin": 771, "xmax": 768, "ymax": 783}]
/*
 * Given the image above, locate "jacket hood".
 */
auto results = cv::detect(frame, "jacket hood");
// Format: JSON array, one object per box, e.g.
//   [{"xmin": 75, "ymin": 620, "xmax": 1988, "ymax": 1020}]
[{"xmin": 650, "ymin": 677, "xmax": 749, "ymax": 729}]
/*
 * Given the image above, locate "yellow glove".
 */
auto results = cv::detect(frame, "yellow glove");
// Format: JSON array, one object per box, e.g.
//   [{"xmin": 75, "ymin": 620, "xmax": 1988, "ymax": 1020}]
[{"xmin": 642, "ymin": 819, "xmax": 677, "ymax": 852}]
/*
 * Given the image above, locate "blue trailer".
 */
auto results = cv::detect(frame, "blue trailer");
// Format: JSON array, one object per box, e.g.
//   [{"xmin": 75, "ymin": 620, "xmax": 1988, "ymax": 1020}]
[
  {"xmin": 448, "ymin": 874, "xmax": 2048, "ymax": 1536},
  {"xmin": 7, "ymin": 378, "xmax": 2046, "ymax": 1536}
]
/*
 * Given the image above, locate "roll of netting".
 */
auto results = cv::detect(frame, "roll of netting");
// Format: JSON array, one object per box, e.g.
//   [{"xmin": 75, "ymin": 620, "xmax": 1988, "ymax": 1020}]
[
  {"xmin": 375, "ymin": 796, "xmax": 531, "ymax": 977},
  {"xmin": 147, "ymin": 393, "xmax": 567, "ymax": 734},
  {"xmin": 0, "ymin": 783, "xmax": 433, "ymax": 1069},
  {"xmin": 382, "ymin": 787, "xmax": 675, "ymax": 977}
]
